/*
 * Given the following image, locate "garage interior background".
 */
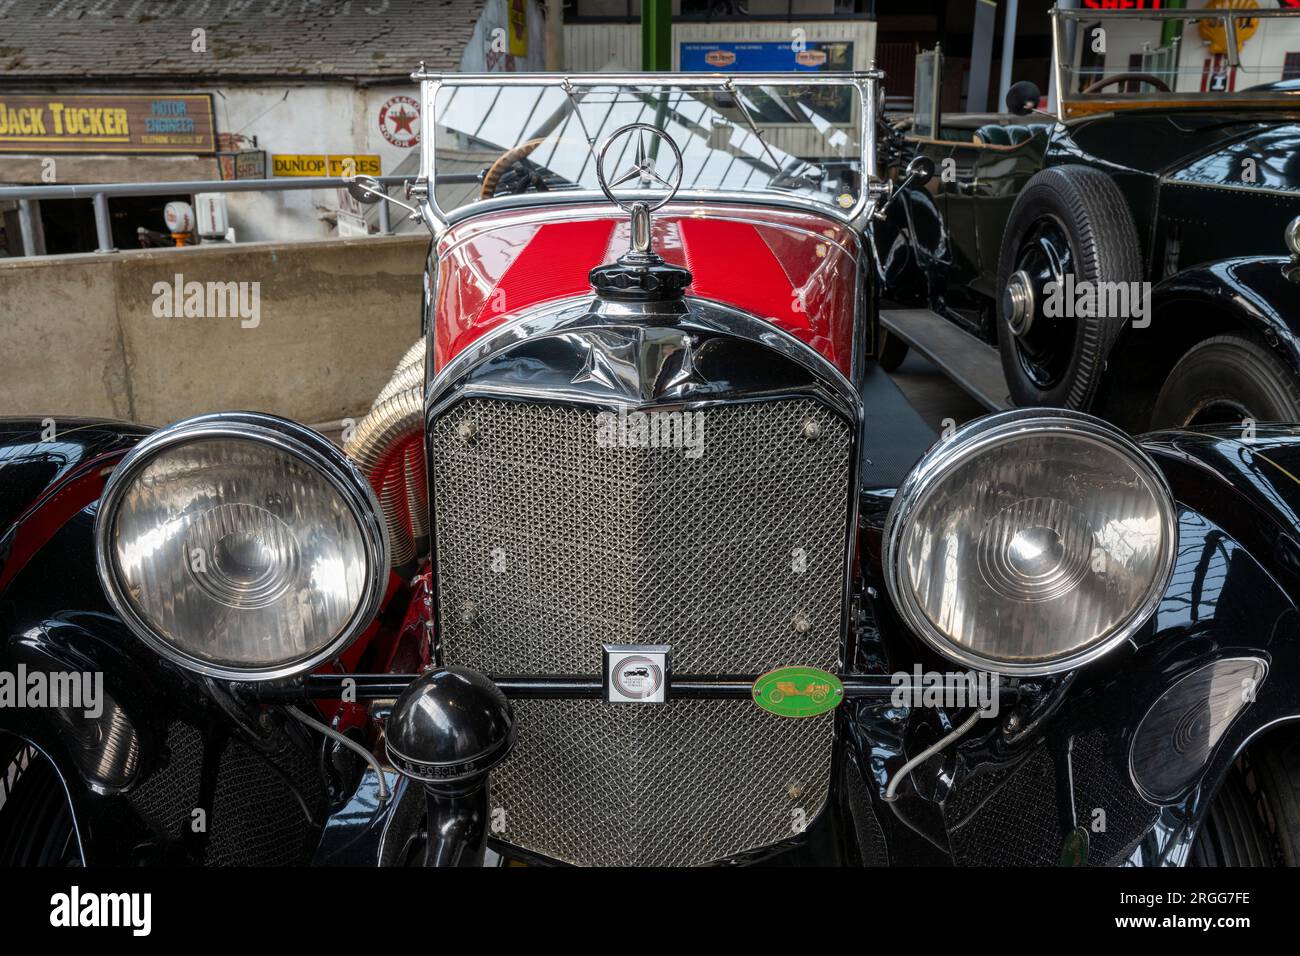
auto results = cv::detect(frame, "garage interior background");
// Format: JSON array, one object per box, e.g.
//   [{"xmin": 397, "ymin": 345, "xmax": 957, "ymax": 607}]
[{"xmin": 0, "ymin": 0, "xmax": 1067, "ymax": 255}]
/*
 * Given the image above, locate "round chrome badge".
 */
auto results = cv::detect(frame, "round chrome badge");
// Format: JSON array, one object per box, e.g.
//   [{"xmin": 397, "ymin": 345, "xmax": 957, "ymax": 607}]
[
  {"xmin": 612, "ymin": 655, "xmax": 664, "ymax": 699},
  {"xmin": 596, "ymin": 123, "xmax": 684, "ymax": 213}
]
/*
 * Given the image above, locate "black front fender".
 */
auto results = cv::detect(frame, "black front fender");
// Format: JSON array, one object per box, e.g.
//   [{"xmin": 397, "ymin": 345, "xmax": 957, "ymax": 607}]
[
  {"xmin": 1153, "ymin": 256, "xmax": 1300, "ymax": 376},
  {"xmin": 0, "ymin": 419, "xmax": 329, "ymax": 865},
  {"xmin": 850, "ymin": 426, "xmax": 1300, "ymax": 866}
]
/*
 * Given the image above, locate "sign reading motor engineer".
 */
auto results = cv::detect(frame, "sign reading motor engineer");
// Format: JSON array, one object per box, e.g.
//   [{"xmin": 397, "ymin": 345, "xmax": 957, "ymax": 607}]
[{"xmin": 0, "ymin": 94, "xmax": 215, "ymax": 154}]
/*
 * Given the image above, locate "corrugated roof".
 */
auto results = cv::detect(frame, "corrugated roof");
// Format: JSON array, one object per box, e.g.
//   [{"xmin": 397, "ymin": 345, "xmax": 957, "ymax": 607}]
[{"xmin": 0, "ymin": 0, "xmax": 483, "ymax": 82}]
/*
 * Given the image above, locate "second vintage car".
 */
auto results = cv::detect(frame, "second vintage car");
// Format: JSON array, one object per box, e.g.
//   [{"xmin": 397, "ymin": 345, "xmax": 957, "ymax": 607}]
[{"xmin": 880, "ymin": 6, "xmax": 1300, "ymax": 433}]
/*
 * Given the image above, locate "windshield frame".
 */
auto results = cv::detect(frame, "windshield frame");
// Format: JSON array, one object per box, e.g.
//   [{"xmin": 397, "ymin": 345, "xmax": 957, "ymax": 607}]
[
  {"xmin": 1052, "ymin": 6, "xmax": 1300, "ymax": 120},
  {"xmin": 413, "ymin": 70, "xmax": 882, "ymax": 232}
]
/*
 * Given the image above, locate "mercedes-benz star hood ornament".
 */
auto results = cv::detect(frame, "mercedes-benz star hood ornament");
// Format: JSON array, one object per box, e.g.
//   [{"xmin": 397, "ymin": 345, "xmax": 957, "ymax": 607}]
[{"xmin": 590, "ymin": 123, "xmax": 692, "ymax": 302}]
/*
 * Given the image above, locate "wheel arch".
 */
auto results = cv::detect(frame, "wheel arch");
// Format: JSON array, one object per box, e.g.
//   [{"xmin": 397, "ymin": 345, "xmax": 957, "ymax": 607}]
[{"xmin": 1096, "ymin": 262, "xmax": 1300, "ymax": 431}]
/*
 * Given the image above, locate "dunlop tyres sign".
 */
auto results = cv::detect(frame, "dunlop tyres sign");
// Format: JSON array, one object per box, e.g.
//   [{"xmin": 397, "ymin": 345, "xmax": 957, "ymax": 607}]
[
  {"xmin": 272, "ymin": 155, "xmax": 382, "ymax": 177},
  {"xmin": 0, "ymin": 94, "xmax": 216, "ymax": 154}
]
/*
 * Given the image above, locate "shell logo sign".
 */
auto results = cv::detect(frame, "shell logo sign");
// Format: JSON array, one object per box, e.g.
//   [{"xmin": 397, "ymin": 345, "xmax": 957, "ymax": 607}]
[{"xmin": 1199, "ymin": 0, "xmax": 1260, "ymax": 55}]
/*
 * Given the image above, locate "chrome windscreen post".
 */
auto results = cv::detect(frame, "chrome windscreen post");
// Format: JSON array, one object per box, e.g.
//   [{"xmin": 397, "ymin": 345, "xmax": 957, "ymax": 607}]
[{"xmin": 412, "ymin": 67, "xmax": 448, "ymax": 235}]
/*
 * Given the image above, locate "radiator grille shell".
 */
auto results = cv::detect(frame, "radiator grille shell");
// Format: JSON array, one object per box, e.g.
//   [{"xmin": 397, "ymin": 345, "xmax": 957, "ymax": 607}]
[{"xmin": 429, "ymin": 395, "xmax": 853, "ymax": 865}]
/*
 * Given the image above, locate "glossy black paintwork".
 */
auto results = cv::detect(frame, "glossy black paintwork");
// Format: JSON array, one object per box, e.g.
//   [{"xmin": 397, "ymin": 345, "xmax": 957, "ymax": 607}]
[
  {"xmin": 7, "ymin": 412, "xmax": 1300, "ymax": 865},
  {"xmin": 0, "ymin": 418, "xmax": 150, "ymax": 546},
  {"xmin": 1049, "ymin": 113, "xmax": 1300, "ymax": 276}
]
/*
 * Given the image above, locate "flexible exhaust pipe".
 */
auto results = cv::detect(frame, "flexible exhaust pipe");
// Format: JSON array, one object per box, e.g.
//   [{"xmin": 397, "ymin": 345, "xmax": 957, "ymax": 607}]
[{"xmin": 345, "ymin": 340, "xmax": 427, "ymax": 568}]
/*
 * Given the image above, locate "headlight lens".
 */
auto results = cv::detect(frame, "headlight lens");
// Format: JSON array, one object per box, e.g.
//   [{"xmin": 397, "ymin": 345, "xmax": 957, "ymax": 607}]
[
  {"xmin": 97, "ymin": 414, "xmax": 388, "ymax": 680},
  {"xmin": 884, "ymin": 409, "xmax": 1177, "ymax": 675}
]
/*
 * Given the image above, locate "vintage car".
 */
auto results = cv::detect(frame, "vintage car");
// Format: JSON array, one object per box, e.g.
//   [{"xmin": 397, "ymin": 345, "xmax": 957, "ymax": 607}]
[
  {"xmin": 4, "ymin": 69, "xmax": 1300, "ymax": 869},
  {"xmin": 879, "ymin": 6, "xmax": 1300, "ymax": 433}
]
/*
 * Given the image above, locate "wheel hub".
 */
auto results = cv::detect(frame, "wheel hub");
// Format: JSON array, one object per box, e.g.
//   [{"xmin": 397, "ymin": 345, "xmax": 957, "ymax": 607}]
[{"xmin": 1004, "ymin": 270, "xmax": 1036, "ymax": 338}]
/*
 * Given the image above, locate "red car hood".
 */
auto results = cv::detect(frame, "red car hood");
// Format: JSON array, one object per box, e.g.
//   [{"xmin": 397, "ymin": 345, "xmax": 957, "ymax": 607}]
[{"xmin": 434, "ymin": 202, "xmax": 859, "ymax": 378}]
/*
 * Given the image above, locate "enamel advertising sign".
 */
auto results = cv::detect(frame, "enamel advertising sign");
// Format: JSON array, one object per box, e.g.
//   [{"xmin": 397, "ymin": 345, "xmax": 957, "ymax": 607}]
[{"xmin": 0, "ymin": 94, "xmax": 216, "ymax": 154}]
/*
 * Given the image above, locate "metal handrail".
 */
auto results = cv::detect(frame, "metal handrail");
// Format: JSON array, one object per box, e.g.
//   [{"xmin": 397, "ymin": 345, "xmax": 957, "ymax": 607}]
[{"xmin": 0, "ymin": 174, "xmax": 418, "ymax": 257}]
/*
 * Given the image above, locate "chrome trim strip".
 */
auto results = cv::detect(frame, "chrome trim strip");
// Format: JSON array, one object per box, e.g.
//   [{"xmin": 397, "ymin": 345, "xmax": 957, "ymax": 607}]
[
  {"xmin": 412, "ymin": 70, "xmax": 884, "ymax": 84},
  {"xmin": 881, "ymin": 408, "xmax": 1179, "ymax": 677},
  {"xmin": 1054, "ymin": 7, "xmax": 1300, "ymax": 20},
  {"xmin": 1051, "ymin": 7, "xmax": 1065, "ymax": 124},
  {"xmin": 94, "ymin": 413, "xmax": 391, "ymax": 683},
  {"xmin": 437, "ymin": 200, "xmax": 860, "ymax": 259}
]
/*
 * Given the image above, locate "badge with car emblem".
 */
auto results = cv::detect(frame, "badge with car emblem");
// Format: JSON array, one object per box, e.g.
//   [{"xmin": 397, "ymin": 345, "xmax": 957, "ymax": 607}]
[
  {"xmin": 604, "ymin": 644, "xmax": 671, "ymax": 703},
  {"xmin": 752, "ymin": 666, "xmax": 843, "ymax": 718}
]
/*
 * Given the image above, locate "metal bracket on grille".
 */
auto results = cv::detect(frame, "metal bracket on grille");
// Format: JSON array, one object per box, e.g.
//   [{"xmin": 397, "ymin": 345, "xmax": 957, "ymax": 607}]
[{"xmin": 603, "ymin": 644, "xmax": 672, "ymax": 703}]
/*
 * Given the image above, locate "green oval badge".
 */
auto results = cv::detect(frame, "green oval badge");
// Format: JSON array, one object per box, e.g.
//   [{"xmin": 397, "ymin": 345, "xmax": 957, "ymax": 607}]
[{"xmin": 752, "ymin": 666, "xmax": 843, "ymax": 718}]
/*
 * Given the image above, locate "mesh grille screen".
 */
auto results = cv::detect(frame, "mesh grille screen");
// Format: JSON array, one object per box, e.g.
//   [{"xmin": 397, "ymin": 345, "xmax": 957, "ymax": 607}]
[
  {"xmin": 430, "ymin": 396, "xmax": 852, "ymax": 866},
  {"xmin": 493, "ymin": 700, "xmax": 833, "ymax": 866}
]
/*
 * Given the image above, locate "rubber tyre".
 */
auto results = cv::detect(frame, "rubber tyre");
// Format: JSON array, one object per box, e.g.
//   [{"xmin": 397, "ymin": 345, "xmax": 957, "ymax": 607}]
[
  {"xmin": 0, "ymin": 738, "xmax": 80, "ymax": 866},
  {"xmin": 877, "ymin": 327, "xmax": 910, "ymax": 372},
  {"xmin": 1190, "ymin": 738, "xmax": 1300, "ymax": 867},
  {"xmin": 1251, "ymin": 736, "xmax": 1300, "ymax": 866},
  {"xmin": 995, "ymin": 165, "xmax": 1143, "ymax": 409},
  {"xmin": 1150, "ymin": 334, "xmax": 1300, "ymax": 429}
]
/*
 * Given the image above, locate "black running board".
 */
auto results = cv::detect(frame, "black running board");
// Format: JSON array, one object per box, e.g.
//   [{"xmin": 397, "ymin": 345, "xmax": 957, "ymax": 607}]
[{"xmin": 881, "ymin": 308, "xmax": 1011, "ymax": 412}]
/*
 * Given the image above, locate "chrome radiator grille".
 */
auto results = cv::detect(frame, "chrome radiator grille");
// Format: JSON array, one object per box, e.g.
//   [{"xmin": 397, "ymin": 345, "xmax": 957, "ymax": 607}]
[
  {"xmin": 429, "ymin": 396, "xmax": 853, "ymax": 865},
  {"xmin": 494, "ymin": 700, "xmax": 834, "ymax": 866}
]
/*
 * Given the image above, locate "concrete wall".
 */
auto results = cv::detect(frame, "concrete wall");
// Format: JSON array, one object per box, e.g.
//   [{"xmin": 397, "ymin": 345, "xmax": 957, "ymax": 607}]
[{"xmin": 0, "ymin": 234, "xmax": 428, "ymax": 427}]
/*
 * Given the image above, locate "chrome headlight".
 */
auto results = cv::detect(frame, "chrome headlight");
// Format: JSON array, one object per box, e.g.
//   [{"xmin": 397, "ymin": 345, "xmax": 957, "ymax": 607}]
[
  {"xmin": 96, "ymin": 413, "xmax": 389, "ymax": 681},
  {"xmin": 884, "ymin": 409, "xmax": 1177, "ymax": 675}
]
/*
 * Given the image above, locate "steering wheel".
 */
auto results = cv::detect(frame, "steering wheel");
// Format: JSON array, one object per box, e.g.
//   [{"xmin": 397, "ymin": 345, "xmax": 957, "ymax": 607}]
[
  {"xmin": 1081, "ymin": 73, "xmax": 1172, "ymax": 94},
  {"xmin": 480, "ymin": 138, "xmax": 549, "ymax": 199}
]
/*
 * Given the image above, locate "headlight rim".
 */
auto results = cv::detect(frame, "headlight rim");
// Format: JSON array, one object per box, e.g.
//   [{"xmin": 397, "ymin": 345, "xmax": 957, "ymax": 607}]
[
  {"xmin": 883, "ymin": 407, "xmax": 1178, "ymax": 676},
  {"xmin": 95, "ymin": 411, "xmax": 390, "ymax": 682}
]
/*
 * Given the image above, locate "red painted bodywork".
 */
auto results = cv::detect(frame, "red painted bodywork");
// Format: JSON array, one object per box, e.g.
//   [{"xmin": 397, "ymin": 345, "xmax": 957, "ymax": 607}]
[{"xmin": 434, "ymin": 202, "xmax": 860, "ymax": 377}]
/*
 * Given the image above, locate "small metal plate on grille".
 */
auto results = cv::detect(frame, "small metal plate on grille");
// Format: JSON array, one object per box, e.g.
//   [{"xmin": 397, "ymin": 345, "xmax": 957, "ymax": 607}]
[{"xmin": 604, "ymin": 643, "xmax": 671, "ymax": 703}]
